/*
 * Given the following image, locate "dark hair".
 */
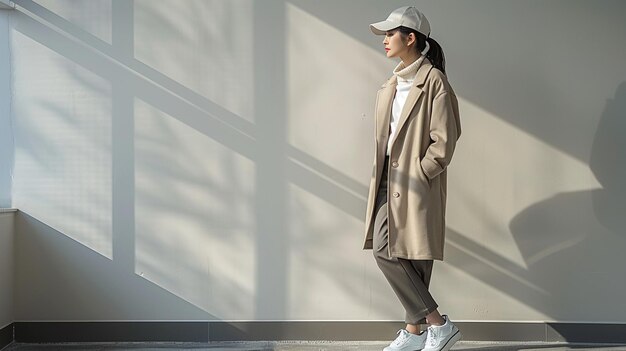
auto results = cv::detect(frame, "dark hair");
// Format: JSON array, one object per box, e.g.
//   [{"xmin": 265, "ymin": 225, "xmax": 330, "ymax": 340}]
[{"xmin": 396, "ymin": 26, "xmax": 446, "ymax": 75}]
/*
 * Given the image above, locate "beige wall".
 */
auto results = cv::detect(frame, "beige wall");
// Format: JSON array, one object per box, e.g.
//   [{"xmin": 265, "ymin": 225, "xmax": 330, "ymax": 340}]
[
  {"xmin": 9, "ymin": 0, "xmax": 626, "ymax": 323},
  {"xmin": 0, "ymin": 211, "xmax": 15, "ymax": 329}
]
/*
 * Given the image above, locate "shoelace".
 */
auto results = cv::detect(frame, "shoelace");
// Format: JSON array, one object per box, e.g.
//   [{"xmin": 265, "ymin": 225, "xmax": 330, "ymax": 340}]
[
  {"xmin": 426, "ymin": 327, "xmax": 438, "ymax": 347},
  {"xmin": 392, "ymin": 330, "xmax": 410, "ymax": 346}
]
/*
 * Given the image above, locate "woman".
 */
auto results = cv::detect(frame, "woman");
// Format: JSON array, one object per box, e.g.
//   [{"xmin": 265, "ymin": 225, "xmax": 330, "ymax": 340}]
[{"xmin": 364, "ymin": 6, "xmax": 462, "ymax": 351}]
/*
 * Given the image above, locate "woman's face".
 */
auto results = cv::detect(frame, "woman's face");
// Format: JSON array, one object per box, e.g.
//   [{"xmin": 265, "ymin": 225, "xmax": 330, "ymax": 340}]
[{"xmin": 383, "ymin": 29, "xmax": 408, "ymax": 58}]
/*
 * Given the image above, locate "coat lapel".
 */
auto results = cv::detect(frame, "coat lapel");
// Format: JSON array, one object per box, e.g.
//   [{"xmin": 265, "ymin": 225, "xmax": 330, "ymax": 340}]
[
  {"xmin": 388, "ymin": 58, "xmax": 434, "ymax": 150},
  {"xmin": 376, "ymin": 76, "xmax": 397, "ymax": 159}
]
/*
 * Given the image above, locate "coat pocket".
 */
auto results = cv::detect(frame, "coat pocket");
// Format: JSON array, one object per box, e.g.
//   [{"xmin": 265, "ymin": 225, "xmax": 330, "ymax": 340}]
[{"xmin": 415, "ymin": 157, "xmax": 432, "ymax": 187}]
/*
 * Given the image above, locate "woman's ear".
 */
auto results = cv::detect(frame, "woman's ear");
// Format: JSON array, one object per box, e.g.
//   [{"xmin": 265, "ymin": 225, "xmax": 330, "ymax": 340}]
[{"xmin": 407, "ymin": 32, "xmax": 416, "ymax": 46}]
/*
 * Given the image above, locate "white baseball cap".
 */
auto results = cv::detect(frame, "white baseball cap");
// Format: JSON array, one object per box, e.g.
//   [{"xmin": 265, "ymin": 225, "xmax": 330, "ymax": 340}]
[{"xmin": 370, "ymin": 6, "xmax": 430, "ymax": 37}]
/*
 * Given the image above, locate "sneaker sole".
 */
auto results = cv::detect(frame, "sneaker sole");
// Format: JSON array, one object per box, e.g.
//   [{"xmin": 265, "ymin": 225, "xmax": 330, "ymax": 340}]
[
  {"xmin": 439, "ymin": 330, "xmax": 462, "ymax": 351},
  {"xmin": 383, "ymin": 345, "xmax": 426, "ymax": 351}
]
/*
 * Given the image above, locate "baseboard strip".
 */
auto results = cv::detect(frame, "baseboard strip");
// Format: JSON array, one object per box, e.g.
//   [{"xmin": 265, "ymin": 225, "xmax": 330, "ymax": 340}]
[
  {"xmin": 14, "ymin": 322, "xmax": 207, "ymax": 343},
  {"xmin": 0, "ymin": 323, "xmax": 13, "ymax": 350},
  {"xmin": 12, "ymin": 321, "xmax": 626, "ymax": 343}
]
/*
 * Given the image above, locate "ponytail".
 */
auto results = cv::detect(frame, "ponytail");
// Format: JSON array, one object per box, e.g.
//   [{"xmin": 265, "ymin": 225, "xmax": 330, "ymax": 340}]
[
  {"xmin": 425, "ymin": 37, "xmax": 446, "ymax": 75},
  {"xmin": 397, "ymin": 27, "xmax": 447, "ymax": 75}
]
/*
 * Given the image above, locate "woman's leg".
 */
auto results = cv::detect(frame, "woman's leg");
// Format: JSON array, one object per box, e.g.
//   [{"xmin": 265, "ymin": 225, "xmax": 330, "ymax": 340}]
[
  {"xmin": 405, "ymin": 310, "xmax": 444, "ymax": 333},
  {"xmin": 372, "ymin": 161, "xmax": 439, "ymax": 333},
  {"xmin": 373, "ymin": 223, "xmax": 439, "ymax": 333},
  {"xmin": 425, "ymin": 309, "xmax": 446, "ymax": 326}
]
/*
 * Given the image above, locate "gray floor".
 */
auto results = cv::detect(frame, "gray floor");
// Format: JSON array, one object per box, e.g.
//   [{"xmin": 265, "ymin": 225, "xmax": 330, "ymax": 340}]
[{"xmin": 5, "ymin": 342, "xmax": 626, "ymax": 351}]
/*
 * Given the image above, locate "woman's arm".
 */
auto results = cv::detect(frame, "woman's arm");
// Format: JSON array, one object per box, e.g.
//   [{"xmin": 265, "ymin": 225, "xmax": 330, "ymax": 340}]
[{"xmin": 420, "ymin": 91, "xmax": 461, "ymax": 179}]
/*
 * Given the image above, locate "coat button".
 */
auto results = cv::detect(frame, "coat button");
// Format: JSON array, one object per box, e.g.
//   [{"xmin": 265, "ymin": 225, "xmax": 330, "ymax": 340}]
[
  {"xmin": 391, "ymin": 161, "xmax": 399, "ymax": 168},
  {"xmin": 392, "ymin": 192, "xmax": 400, "ymax": 198}
]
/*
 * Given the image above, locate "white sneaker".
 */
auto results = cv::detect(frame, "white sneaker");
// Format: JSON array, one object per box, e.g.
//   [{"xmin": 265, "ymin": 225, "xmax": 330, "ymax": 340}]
[
  {"xmin": 383, "ymin": 329, "xmax": 427, "ymax": 351},
  {"xmin": 423, "ymin": 315, "xmax": 462, "ymax": 351}
]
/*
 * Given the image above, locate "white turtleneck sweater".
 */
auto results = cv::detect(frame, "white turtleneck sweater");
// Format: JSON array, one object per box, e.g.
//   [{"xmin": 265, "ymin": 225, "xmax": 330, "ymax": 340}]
[{"xmin": 387, "ymin": 55, "xmax": 425, "ymax": 155}]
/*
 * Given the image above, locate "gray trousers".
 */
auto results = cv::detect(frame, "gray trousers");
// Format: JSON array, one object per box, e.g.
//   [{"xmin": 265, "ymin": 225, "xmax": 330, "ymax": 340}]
[{"xmin": 373, "ymin": 156, "xmax": 439, "ymax": 325}]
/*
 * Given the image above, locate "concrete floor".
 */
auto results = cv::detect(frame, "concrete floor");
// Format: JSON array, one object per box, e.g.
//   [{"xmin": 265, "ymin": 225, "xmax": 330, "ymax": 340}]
[{"xmin": 4, "ymin": 342, "xmax": 626, "ymax": 351}]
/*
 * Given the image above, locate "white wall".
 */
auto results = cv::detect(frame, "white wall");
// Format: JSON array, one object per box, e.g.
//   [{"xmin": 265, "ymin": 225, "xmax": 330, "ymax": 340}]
[
  {"xmin": 10, "ymin": 0, "xmax": 626, "ymax": 323},
  {"xmin": 1, "ymin": 6, "xmax": 15, "ymax": 334},
  {"xmin": 0, "ymin": 211, "xmax": 15, "ymax": 330},
  {"xmin": 0, "ymin": 9, "xmax": 13, "ymax": 208}
]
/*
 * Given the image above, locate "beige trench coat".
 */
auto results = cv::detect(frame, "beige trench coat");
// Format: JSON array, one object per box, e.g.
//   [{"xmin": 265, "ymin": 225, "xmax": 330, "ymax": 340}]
[{"xmin": 363, "ymin": 57, "xmax": 461, "ymax": 260}]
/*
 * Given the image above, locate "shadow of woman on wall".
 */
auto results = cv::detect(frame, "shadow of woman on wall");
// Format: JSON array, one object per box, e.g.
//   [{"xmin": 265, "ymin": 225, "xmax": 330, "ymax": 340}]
[{"xmin": 509, "ymin": 81, "xmax": 626, "ymax": 322}]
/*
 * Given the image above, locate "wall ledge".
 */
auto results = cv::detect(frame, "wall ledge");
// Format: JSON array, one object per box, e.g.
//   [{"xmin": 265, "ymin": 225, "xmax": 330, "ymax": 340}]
[{"xmin": 0, "ymin": 1, "xmax": 15, "ymax": 10}]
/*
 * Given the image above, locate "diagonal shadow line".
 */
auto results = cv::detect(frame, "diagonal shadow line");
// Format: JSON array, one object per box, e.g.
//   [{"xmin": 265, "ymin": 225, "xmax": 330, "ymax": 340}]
[
  {"xmin": 13, "ymin": 0, "xmax": 256, "ymax": 140},
  {"xmin": 286, "ymin": 159, "xmax": 365, "ymax": 220},
  {"xmin": 447, "ymin": 229, "xmax": 527, "ymax": 272},
  {"xmin": 12, "ymin": 5, "xmax": 372, "ymax": 222},
  {"xmin": 287, "ymin": 145, "xmax": 368, "ymax": 198},
  {"xmin": 444, "ymin": 228, "xmax": 550, "ymax": 317}
]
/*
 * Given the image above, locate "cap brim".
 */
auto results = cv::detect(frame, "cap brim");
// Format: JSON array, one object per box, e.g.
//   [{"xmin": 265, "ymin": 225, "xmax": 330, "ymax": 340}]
[{"xmin": 369, "ymin": 20, "xmax": 400, "ymax": 35}]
